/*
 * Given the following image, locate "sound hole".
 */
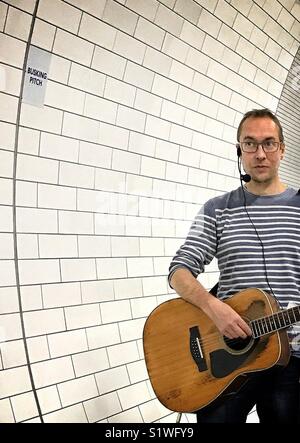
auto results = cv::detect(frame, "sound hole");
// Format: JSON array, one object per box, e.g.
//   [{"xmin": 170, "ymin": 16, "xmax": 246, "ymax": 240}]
[{"xmin": 223, "ymin": 335, "xmax": 252, "ymax": 351}]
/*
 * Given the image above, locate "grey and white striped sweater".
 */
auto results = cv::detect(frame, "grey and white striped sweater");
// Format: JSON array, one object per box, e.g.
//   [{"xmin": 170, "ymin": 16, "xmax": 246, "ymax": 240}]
[{"xmin": 168, "ymin": 186, "xmax": 300, "ymax": 356}]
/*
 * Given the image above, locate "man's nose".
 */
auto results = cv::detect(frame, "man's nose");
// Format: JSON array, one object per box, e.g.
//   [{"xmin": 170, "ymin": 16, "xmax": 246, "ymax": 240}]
[{"xmin": 256, "ymin": 144, "xmax": 266, "ymax": 159}]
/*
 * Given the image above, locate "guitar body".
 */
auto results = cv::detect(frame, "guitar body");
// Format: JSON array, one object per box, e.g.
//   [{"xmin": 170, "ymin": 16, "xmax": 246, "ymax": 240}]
[{"xmin": 143, "ymin": 288, "xmax": 290, "ymax": 412}]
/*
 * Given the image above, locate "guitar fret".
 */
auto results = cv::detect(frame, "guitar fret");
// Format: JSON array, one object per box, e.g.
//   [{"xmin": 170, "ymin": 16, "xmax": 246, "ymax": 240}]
[
  {"xmin": 257, "ymin": 319, "xmax": 263, "ymax": 336},
  {"xmin": 277, "ymin": 312, "xmax": 285, "ymax": 327},
  {"xmin": 262, "ymin": 318, "xmax": 267, "ymax": 334},
  {"xmin": 281, "ymin": 311, "xmax": 289, "ymax": 326},
  {"xmin": 291, "ymin": 308, "xmax": 297, "ymax": 323},
  {"xmin": 269, "ymin": 316, "xmax": 276, "ymax": 331},
  {"xmin": 274, "ymin": 312, "xmax": 281, "ymax": 329},
  {"xmin": 251, "ymin": 321, "xmax": 258, "ymax": 338}
]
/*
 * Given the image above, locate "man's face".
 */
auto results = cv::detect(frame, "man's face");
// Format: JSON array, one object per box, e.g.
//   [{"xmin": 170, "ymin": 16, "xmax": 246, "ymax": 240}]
[{"xmin": 239, "ymin": 117, "xmax": 285, "ymax": 185}]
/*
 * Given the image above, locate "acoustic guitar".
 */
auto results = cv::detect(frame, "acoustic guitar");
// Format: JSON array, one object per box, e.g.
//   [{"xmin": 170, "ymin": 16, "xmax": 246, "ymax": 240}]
[{"xmin": 143, "ymin": 288, "xmax": 300, "ymax": 413}]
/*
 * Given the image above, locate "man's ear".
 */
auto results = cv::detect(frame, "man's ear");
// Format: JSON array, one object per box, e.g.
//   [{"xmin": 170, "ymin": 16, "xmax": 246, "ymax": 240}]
[{"xmin": 280, "ymin": 143, "xmax": 285, "ymax": 159}]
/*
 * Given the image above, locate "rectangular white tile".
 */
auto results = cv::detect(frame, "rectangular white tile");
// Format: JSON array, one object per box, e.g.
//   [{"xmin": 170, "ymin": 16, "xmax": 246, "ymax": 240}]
[
  {"xmin": 86, "ymin": 323, "xmax": 120, "ymax": 349},
  {"xmin": 65, "ymin": 303, "xmax": 101, "ymax": 329},
  {"xmin": 48, "ymin": 329, "xmax": 88, "ymax": 358},
  {"xmin": 114, "ymin": 31, "xmax": 146, "ymax": 64},
  {"xmin": 72, "ymin": 348, "xmax": 109, "ymax": 377},
  {"xmin": 42, "ymin": 282, "xmax": 81, "ymax": 308},
  {"xmin": 84, "ymin": 392, "xmax": 121, "ymax": 423},
  {"xmin": 96, "ymin": 365, "xmax": 129, "ymax": 394},
  {"xmin": 39, "ymin": 234, "xmax": 78, "ymax": 258},
  {"xmin": 38, "ymin": 184, "xmax": 77, "ymax": 210},
  {"xmin": 38, "ymin": 0, "xmax": 81, "ymax": 33},
  {"xmin": 81, "ymin": 280, "xmax": 114, "ymax": 303},
  {"xmin": 61, "ymin": 258, "xmax": 97, "ymax": 282},
  {"xmin": 78, "ymin": 235, "xmax": 111, "ymax": 258},
  {"xmin": 40, "ymin": 132, "xmax": 79, "ymax": 162},
  {"xmin": 0, "ymin": 366, "xmax": 31, "ymax": 398},
  {"xmin": 107, "ymin": 341, "xmax": 139, "ymax": 367},
  {"xmin": 19, "ymin": 258, "xmax": 60, "ymax": 285},
  {"xmin": 54, "ymin": 28, "xmax": 94, "ymax": 66},
  {"xmin": 27, "ymin": 336, "xmax": 50, "ymax": 363},
  {"xmin": 100, "ymin": 299, "xmax": 131, "ymax": 324},
  {"xmin": 32, "ymin": 356, "xmax": 74, "ymax": 389},
  {"xmin": 24, "ymin": 307, "xmax": 65, "ymax": 336}
]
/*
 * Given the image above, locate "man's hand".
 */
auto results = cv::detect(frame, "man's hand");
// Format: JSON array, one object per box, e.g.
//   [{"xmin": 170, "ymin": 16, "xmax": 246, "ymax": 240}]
[
  {"xmin": 207, "ymin": 297, "xmax": 252, "ymax": 339},
  {"xmin": 170, "ymin": 268, "xmax": 252, "ymax": 339}
]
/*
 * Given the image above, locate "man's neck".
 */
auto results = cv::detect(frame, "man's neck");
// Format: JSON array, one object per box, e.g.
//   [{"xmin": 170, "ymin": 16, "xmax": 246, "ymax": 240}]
[{"xmin": 244, "ymin": 179, "xmax": 286, "ymax": 196}]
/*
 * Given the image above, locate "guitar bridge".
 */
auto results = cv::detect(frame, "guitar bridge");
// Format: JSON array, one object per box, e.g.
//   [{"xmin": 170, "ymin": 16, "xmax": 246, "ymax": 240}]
[{"xmin": 189, "ymin": 326, "xmax": 207, "ymax": 372}]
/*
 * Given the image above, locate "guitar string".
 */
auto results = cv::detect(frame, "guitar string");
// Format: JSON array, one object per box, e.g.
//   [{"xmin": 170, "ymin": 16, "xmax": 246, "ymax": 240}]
[
  {"xmin": 195, "ymin": 313, "xmax": 300, "ymax": 347},
  {"xmin": 195, "ymin": 330, "xmax": 300, "ymax": 350},
  {"xmin": 193, "ymin": 308, "xmax": 300, "ymax": 348}
]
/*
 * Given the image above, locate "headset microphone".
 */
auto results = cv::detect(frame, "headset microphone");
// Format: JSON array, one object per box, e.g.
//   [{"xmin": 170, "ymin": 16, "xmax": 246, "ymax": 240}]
[
  {"xmin": 240, "ymin": 173, "xmax": 251, "ymax": 183},
  {"xmin": 236, "ymin": 144, "xmax": 251, "ymax": 183}
]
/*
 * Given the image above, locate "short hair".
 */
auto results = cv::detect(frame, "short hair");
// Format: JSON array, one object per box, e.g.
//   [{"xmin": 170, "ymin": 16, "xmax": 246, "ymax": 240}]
[{"xmin": 237, "ymin": 108, "xmax": 284, "ymax": 142}]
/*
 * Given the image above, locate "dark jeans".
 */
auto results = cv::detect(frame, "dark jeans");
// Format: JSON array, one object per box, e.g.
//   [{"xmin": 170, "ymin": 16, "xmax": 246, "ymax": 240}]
[{"xmin": 196, "ymin": 356, "xmax": 300, "ymax": 423}]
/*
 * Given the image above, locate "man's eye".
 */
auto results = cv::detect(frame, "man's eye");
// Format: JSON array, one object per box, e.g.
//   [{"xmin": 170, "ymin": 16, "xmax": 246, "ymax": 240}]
[{"xmin": 264, "ymin": 141, "xmax": 274, "ymax": 147}]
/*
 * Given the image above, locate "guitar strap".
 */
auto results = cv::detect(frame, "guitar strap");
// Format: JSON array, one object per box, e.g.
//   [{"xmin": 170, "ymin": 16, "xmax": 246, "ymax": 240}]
[{"xmin": 210, "ymin": 281, "xmax": 219, "ymax": 296}]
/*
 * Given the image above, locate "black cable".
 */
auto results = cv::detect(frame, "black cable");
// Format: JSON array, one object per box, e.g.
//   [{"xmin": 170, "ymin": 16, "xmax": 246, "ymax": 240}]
[
  {"xmin": 12, "ymin": 0, "xmax": 44, "ymax": 423},
  {"xmin": 237, "ymin": 157, "xmax": 283, "ymax": 307}
]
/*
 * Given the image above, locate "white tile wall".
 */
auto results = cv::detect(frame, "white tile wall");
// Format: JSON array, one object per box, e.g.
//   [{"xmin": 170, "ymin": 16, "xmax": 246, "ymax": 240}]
[
  {"xmin": 20, "ymin": 285, "xmax": 43, "ymax": 311},
  {"xmin": 72, "ymin": 348, "xmax": 109, "ymax": 377},
  {"xmin": 118, "ymin": 381, "xmax": 152, "ymax": 410},
  {"xmin": 96, "ymin": 365, "xmax": 130, "ymax": 395},
  {"xmin": 48, "ymin": 329, "xmax": 88, "ymax": 358},
  {"xmin": 86, "ymin": 323, "xmax": 120, "ymax": 349},
  {"xmin": 83, "ymin": 392, "xmax": 121, "ymax": 422},
  {"xmin": 44, "ymin": 403, "xmax": 88, "ymax": 423},
  {"xmin": 0, "ymin": 398, "xmax": 15, "ymax": 423},
  {"xmin": 1, "ymin": 339, "xmax": 26, "ymax": 368},
  {"xmin": 11, "ymin": 391, "xmax": 38, "ymax": 422},
  {"xmin": 0, "ymin": 366, "xmax": 32, "ymax": 398},
  {"xmin": 58, "ymin": 375, "xmax": 99, "ymax": 407},
  {"xmin": 37, "ymin": 385, "xmax": 61, "ymax": 415},
  {"xmin": 1, "ymin": 0, "xmax": 299, "ymax": 424},
  {"xmin": 108, "ymin": 407, "xmax": 143, "ymax": 423},
  {"xmin": 139, "ymin": 398, "xmax": 171, "ymax": 423},
  {"xmin": 27, "ymin": 336, "xmax": 50, "ymax": 363},
  {"xmin": 32, "ymin": 356, "xmax": 75, "ymax": 389}
]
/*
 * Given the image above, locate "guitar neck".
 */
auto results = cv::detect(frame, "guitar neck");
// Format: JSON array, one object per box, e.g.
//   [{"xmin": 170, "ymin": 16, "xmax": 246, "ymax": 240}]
[{"xmin": 250, "ymin": 305, "xmax": 300, "ymax": 338}]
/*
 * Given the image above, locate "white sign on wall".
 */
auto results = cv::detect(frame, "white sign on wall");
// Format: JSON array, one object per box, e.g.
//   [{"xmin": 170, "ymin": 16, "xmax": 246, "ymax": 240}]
[{"xmin": 22, "ymin": 46, "xmax": 51, "ymax": 107}]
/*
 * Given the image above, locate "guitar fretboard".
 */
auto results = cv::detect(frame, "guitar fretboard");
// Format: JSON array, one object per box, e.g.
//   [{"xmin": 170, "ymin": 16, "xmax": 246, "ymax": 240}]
[{"xmin": 250, "ymin": 305, "xmax": 300, "ymax": 338}]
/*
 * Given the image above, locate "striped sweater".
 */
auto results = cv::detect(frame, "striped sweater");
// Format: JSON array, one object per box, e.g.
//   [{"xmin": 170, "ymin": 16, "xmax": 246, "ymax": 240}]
[{"xmin": 168, "ymin": 186, "xmax": 300, "ymax": 356}]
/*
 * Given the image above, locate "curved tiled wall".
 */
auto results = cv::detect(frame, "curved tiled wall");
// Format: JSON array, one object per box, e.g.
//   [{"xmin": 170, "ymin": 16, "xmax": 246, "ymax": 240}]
[
  {"xmin": 0, "ymin": 0, "xmax": 300, "ymax": 423},
  {"xmin": 277, "ymin": 44, "xmax": 300, "ymax": 189}
]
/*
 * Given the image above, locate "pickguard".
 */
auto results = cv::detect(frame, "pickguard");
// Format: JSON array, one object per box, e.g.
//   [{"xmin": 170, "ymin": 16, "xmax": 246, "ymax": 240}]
[{"xmin": 210, "ymin": 340, "xmax": 259, "ymax": 378}]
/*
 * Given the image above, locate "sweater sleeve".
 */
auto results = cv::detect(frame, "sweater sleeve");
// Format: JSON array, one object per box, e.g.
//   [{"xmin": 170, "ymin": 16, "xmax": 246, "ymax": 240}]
[{"xmin": 168, "ymin": 199, "xmax": 218, "ymax": 288}]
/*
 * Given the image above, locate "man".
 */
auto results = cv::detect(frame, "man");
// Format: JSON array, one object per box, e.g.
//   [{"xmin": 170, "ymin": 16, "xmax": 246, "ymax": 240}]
[{"xmin": 168, "ymin": 109, "xmax": 300, "ymax": 423}]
